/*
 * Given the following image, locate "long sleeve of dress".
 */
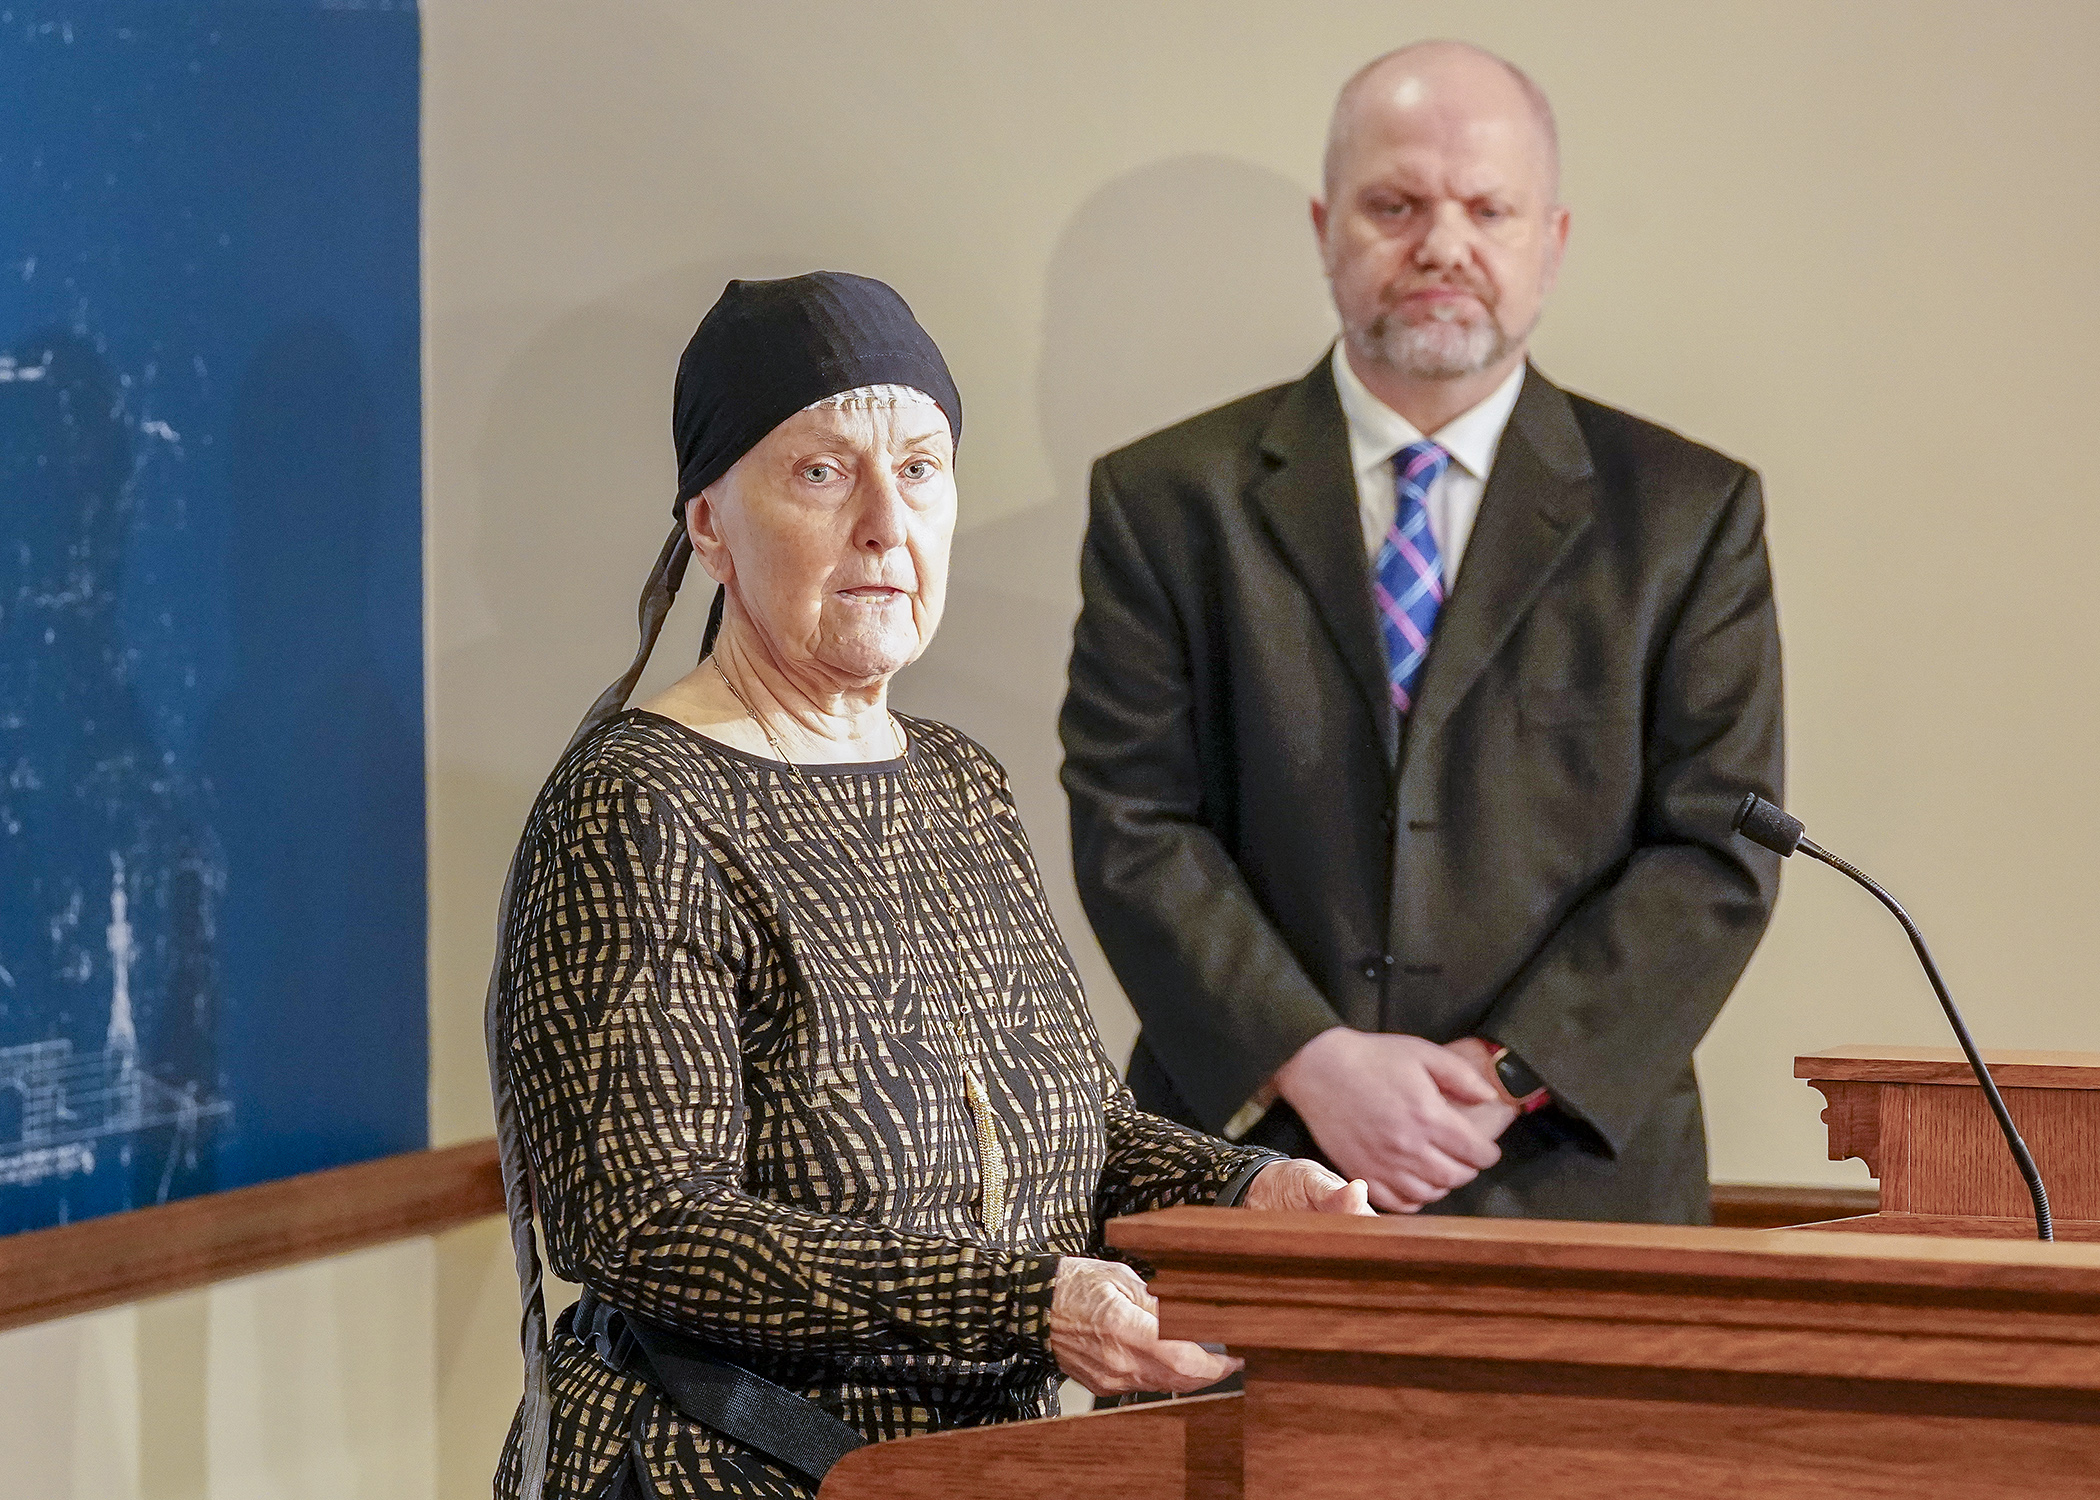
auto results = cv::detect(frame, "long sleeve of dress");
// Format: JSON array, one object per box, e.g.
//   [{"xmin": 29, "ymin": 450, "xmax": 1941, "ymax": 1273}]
[
  {"xmin": 1092, "ymin": 1087, "xmax": 1282, "ymax": 1233},
  {"xmin": 504, "ymin": 766, "xmax": 1058, "ymax": 1364}
]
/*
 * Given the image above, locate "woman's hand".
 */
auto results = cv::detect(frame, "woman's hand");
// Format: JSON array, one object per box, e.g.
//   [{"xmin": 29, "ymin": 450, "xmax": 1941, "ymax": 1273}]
[
  {"xmin": 1048, "ymin": 1257, "xmax": 1243, "ymax": 1397},
  {"xmin": 1239, "ymin": 1158, "xmax": 1376, "ymax": 1215}
]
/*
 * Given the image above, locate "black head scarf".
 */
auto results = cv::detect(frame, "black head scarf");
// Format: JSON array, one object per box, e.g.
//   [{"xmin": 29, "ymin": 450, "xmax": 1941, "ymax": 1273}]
[
  {"xmin": 563, "ymin": 271, "xmax": 961, "ymax": 759},
  {"xmin": 673, "ymin": 271, "xmax": 962, "ymax": 510},
  {"xmin": 486, "ymin": 272, "xmax": 961, "ymax": 1500}
]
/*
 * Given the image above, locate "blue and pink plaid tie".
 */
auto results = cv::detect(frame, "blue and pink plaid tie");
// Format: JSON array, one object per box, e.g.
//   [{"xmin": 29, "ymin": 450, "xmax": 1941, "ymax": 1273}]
[{"xmin": 1373, "ymin": 440, "xmax": 1449, "ymax": 715}]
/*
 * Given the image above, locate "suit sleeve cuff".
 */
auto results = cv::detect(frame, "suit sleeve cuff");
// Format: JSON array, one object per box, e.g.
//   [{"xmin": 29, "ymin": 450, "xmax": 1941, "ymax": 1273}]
[
  {"xmin": 1478, "ymin": 1011, "xmax": 1621, "ymax": 1157},
  {"xmin": 1220, "ymin": 1082, "xmax": 1279, "ymax": 1141}
]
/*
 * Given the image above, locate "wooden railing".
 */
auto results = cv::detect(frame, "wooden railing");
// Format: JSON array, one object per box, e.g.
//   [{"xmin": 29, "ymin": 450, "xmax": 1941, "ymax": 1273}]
[
  {"xmin": 0, "ymin": 1138, "xmax": 503, "ymax": 1334},
  {"xmin": 1708, "ymin": 1181, "xmax": 1876, "ymax": 1229},
  {"xmin": 0, "ymin": 1143, "xmax": 1874, "ymax": 1334}
]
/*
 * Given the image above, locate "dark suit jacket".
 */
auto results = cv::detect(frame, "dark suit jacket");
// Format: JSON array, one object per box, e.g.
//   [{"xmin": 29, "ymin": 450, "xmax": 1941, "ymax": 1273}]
[{"xmin": 1058, "ymin": 355, "xmax": 1783, "ymax": 1224}]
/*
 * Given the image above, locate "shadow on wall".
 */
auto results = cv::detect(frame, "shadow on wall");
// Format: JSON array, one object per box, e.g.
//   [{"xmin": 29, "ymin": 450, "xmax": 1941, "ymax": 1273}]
[
  {"xmin": 448, "ymin": 254, "xmax": 825, "ymax": 786},
  {"xmin": 893, "ymin": 154, "xmax": 1337, "ymax": 1063},
  {"xmin": 435, "ymin": 255, "xmax": 830, "ymax": 1134}
]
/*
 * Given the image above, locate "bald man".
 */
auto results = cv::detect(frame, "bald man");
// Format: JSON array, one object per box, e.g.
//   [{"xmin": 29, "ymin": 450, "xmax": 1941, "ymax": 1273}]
[{"xmin": 1060, "ymin": 42, "xmax": 1783, "ymax": 1224}]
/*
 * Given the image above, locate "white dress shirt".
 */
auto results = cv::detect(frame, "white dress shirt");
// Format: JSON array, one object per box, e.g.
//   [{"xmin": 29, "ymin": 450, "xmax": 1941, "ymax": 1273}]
[
  {"xmin": 1330, "ymin": 341, "xmax": 1526, "ymax": 583},
  {"xmin": 1217, "ymin": 349, "xmax": 1528, "ymax": 1143}
]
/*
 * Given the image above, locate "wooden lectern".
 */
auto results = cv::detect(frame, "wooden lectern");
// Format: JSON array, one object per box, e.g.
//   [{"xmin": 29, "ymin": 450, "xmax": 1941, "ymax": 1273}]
[
  {"xmin": 1793, "ymin": 1044, "xmax": 2100, "ymax": 1239},
  {"xmin": 821, "ymin": 1046, "xmax": 2100, "ymax": 1499},
  {"xmin": 822, "ymin": 1210, "xmax": 2100, "ymax": 1497}
]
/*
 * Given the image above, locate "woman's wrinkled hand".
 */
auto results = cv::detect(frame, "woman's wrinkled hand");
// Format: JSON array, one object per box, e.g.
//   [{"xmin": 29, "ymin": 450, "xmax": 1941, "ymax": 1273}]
[
  {"xmin": 1048, "ymin": 1256, "xmax": 1242, "ymax": 1397},
  {"xmin": 1239, "ymin": 1157, "xmax": 1376, "ymax": 1215}
]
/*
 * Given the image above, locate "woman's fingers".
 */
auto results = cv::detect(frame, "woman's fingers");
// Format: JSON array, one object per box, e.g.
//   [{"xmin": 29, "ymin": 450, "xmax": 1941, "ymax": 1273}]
[
  {"xmin": 1059, "ymin": 1169, "xmax": 1374, "ymax": 1399},
  {"xmin": 1048, "ymin": 1254, "xmax": 1246, "ymax": 1395},
  {"xmin": 1248, "ymin": 1157, "xmax": 1379, "ymax": 1213},
  {"xmin": 1110, "ymin": 1297, "xmax": 1238, "ymax": 1391},
  {"xmin": 1098, "ymin": 1284, "xmax": 1161, "ymax": 1344},
  {"xmin": 1145, "ymin": 1338, "xmax": 1243, "ymax": 1392},
  {"xmin": 1318, "ymin": 1176, "xmax": 1374, "ymax": 1215}
]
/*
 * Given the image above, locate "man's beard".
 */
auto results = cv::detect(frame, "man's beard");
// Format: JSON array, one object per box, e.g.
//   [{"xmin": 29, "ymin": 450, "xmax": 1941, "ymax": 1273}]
[{"xmin": 1359, "ymin": 300, "xmax": 1528, "ymax": 381}]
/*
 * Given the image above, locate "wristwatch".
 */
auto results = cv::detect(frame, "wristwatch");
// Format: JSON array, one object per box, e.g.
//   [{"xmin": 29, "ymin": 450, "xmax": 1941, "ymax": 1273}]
[{"xmin": 1486, "ymin": 1044, "xmax": 1551, "ymax": 1114}]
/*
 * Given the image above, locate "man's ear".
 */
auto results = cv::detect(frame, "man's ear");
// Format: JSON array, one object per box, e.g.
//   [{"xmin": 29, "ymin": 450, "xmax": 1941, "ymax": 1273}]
[
  {"xmin": 1539, "ymin": 204, "xmax": 1572, "ymax": 297},
  {"xmin": 686, "ymin": 484, "xmax": 734, "ymax": 587},
  {"xmin": 1310, "ymin": 195, "xmax": 1337, "ymax": 276}
]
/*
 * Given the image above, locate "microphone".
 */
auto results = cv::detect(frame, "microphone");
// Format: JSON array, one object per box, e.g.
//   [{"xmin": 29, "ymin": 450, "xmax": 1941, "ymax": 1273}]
[{"xmin": 1732, "ymin": 793, "xmax": 2053, "ymax": 1242}]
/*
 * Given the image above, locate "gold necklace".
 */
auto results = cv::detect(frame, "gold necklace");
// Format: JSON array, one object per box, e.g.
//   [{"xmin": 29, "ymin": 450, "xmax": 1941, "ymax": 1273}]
[{"xmin": 708, "ymin": 658, "xmax": 1010, "ymax": 1229}]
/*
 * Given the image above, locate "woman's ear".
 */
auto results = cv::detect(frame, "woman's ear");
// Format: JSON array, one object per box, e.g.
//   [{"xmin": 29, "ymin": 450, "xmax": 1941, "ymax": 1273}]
[{"xmin": 686, "ymin": 481, "xmax": 735, "ymax": 588}]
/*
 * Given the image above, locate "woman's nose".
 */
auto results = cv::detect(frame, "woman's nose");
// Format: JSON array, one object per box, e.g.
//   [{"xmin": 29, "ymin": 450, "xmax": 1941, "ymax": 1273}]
[{"xmin": 856, "ymin": 475, "xmax": 910, "ymax": 552}]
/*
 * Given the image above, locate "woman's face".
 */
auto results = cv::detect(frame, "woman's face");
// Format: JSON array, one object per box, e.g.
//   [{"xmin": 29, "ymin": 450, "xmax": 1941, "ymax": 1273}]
[{"xmin": 692, "ymin": 397, "xmax": 955, "ymax": 687}]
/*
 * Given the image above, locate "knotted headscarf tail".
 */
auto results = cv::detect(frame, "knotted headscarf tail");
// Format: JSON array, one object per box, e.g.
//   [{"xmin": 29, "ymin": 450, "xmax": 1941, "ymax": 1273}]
[
  {"xmin": 566, "ymin": 521, "xmax": 693, "ymax": 761},
  {"xmin": 486, "ymin": 271, "xmax": 959, "ymax": 1499},
  {"xmin": 484, "ymin": 517, "xmax": 691, "ymax": 1500}
]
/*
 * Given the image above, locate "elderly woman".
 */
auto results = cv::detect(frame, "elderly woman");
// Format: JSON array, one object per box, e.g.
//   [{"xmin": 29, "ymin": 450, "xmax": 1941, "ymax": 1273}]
[{"xmin": 487, "ymin": 273, "xmax": 1368, "ymax": 1500}]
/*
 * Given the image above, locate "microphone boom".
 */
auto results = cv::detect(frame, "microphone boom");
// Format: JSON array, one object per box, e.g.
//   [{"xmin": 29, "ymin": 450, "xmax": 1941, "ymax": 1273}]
[{"xmin": 1732, "ymin": 794, "xmax": 2054, "ymax": 1242}]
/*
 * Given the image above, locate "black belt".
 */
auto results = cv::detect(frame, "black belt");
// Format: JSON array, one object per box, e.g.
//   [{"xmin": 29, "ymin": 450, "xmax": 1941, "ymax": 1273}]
[{"xmin": 570, "ymin": 1286, "xmax": 866, "ymax": 1488}]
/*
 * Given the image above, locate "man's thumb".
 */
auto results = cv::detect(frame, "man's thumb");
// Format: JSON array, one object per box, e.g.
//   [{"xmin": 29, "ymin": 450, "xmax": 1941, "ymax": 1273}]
[{"xmin": 1425, "ymin": 1045, "xmax": 1498, "ymax": 1102}]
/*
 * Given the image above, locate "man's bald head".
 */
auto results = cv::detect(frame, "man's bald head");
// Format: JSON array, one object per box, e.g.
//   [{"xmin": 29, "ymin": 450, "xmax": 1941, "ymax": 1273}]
[
  {"xmin": 1323, "ymin": 41, "xmax": 1560, "ymax": 206},
  {"xmin": 1311, "ymin": 39, "xmax": 1570, "ymax": 423}
]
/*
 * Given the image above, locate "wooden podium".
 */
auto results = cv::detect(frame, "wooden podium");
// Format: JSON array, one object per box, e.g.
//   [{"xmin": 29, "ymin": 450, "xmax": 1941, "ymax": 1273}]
[
  {"xmin": 1793, "ymin": 1044, "xmax": 2100, "ymax": 1239},
  {"xmin": 821, "ymin": 1046, "xmax": 2100, "ymax": 1498},
  {"xmin": 821, "ymin": 1210, "xmax": 2100, "ymax": 1498}
]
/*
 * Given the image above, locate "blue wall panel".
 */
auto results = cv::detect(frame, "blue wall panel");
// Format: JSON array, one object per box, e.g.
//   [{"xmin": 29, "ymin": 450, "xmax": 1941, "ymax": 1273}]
[{"xmin": 0, "ymin": 3, "xmax": 426, "ymax": 1232}]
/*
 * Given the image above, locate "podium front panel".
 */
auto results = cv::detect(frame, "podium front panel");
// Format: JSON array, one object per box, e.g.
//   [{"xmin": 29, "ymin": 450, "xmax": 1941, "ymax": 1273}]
[{"xmin": 1112, "ymin": 1207, "xmax": 2100, "ymax": 1498}]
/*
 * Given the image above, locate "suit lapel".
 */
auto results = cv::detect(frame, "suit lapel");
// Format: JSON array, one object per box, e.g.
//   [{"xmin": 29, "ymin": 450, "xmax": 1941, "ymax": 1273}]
[
  {"xmin": 1404, "ymin": 368, "xmax": 1598, "ymax": 750},
  {"xmin": 1252, "ymin": 357, "xmax": 1400, "ymax": 758}
]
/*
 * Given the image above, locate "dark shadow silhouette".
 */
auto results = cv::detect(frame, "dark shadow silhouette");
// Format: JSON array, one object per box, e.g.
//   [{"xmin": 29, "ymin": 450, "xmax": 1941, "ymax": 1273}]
[{"xmin": 439, "ymin": 252, "xmax": 840, "ymax": 883}]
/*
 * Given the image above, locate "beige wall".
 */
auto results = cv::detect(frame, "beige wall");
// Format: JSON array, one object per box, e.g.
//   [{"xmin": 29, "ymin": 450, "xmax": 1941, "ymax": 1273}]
[
  {"xmin": 9, "ymin": 2, "xmax": 2100, "ymax": 1495},
  {"xmin": 424, "ymin": 0, "xmax": 2100, "ymax": 1486},
  {"xmin": 0, "ymin": 1240, "xmax": 438, "ymax": 1500},
  {"xmin": 426, "ymin": 0, "xmax": 2100, "ymax": 1176}
]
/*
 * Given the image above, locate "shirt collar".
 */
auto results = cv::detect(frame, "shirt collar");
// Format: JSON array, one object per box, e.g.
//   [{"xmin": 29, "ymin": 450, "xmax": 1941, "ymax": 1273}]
[{"xmin": 1329, "ymin": 341, "xmax": 1527, "ymax": 484}]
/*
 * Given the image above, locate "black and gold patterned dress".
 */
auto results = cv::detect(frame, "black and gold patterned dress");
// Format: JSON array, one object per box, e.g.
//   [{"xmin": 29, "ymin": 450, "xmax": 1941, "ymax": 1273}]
[{"xmin": 493, "ymin": 709, "xmax": 1276, "ymax": 1498}]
